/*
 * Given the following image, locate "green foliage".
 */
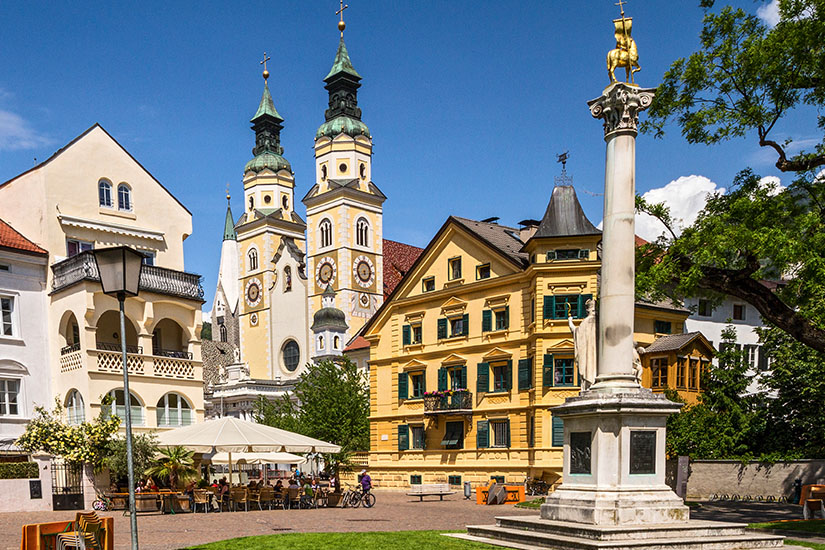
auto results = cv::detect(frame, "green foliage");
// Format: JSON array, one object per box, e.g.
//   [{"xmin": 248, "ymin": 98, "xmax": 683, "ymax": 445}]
[
  {"xmin": 0, "ymin": 462, "xmax": 39, "ymax": 479},
  {"xmin": 253, "ymin": 357, "xmax": 370, "ymax": 472},
  {"xmin": 201, "ymin": 321, "xmax": 212, "ymax": 341},
  {"xmin": 104, "ymin": 432, "xmax": 159, "ymax": 484},
  {"xmin": 748, "ymin": 520, "xmax": 825, "ymax": 532},
  {"xmin": 145, "ymin": 445, "xmax": 199, "ymax": 489},
  {"xmin": 16, "ymin": 399, "xmax": 121, "ymax": 469}
]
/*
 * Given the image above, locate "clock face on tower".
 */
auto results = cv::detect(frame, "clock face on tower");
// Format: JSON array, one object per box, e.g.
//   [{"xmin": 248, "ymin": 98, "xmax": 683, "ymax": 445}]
[
  {"xmin": 315, "ymin": 256, "xmax": 337, "ymax": 289},
  {"xmin": 245, "ymin": 278, "xmax": 262, "ymax": 307},
  {"xmin": 353, "ymin": 255, "xmax": 375, "ymax": 288}
]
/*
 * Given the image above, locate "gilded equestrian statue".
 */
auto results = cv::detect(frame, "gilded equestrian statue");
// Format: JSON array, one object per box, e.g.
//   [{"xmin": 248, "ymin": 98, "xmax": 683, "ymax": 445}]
[{"xmin": 607, "ymin": 15, "xmax": 640, "ymax": 84}]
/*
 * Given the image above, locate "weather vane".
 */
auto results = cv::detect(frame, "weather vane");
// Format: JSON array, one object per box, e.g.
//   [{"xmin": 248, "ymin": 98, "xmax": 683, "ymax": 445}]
[
  {"xmin": 555, "ymin": 151, "xmax": 573, "ymax": 186},
  {"xmin": 260, "ymin": 52, "xmax": 271, "ymax": 81},
  {"xmin": 337, "ymin": 0, "xmax": 349, "ymax": 37}
]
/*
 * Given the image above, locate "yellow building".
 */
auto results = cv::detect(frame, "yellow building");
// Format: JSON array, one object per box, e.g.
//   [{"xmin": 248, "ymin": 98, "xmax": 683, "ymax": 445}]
[
  {"xmin": 362, "ymin": 184, "xmax": 709, "ymax": 489},
  {"xmin": 0, "ymin": 124, "xmax": 205, "ymax": 431}
]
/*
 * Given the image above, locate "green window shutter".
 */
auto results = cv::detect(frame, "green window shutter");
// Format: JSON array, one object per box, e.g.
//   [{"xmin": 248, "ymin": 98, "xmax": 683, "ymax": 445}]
[
  {"xmin": 402, "ymin": 325, "xmax": 411, "ymax": 346},
  {"xmin": 460, "ymin": 365, "xmax": 467, "ymax": 388},
  {"xmin": 543, "ymin": 354, "xmax": 555, "ymax": 387},
  {"xmin": 577, "ymin": 295, "xmax": 585, "ymax": 319},
  {"xmin": 504, "ymin": 306, "xmax": 510, "ymax": 329},
  {"xmin": 505, "ymin": 419, "xmax": 511, "ymax": 447},
  {"xmin": 462, "ymin": 313, "xmax": 469, "ymax": 336},
  {"xmin": 543, "ymin": 296, "xmax": 556, "ymax": 320},
  {"xmin": 477, "ymin": 420, "xmax": 489, "ymax": 448},
  {"xmin": 477, "ymin": 362, "xmax": 489, "ymax": 393},
  {"xmin": 551, "ymin": 416, "xmax": 564, "ymax": 447},
  {"xmin": 482, "ymin": 309, "xmax": 492, "ymax": 332},
  {"xmin": 399, "ymin": 424, "xmax": 409, "ymax": 451},
  {"xmin": 504, "ymin": 360, "xmax": 513, "ymax": 391},
  {"xmin": 399, "ymin": 372, "xmax": 408, "ymax": 400},
  {"xmin": 437, "ymin": 367, "xmax": 448, "ymax": 391},
  {"xmin": 437, "ymin": 318, "xmax": 447, "ymax": 339},
  {"xmin": 518, "ymin": 358, "xmax": 531, "ymax": 391}
]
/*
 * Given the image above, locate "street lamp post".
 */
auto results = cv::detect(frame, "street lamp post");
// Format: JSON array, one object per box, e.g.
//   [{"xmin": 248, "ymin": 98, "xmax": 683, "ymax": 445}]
[{"xmin": 93, "ymin": 246, "xmax": 144, "ymax": 550}]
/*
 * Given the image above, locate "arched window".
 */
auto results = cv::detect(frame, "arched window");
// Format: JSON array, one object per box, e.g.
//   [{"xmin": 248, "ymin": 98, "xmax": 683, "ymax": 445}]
[
  {"xmin": 319, "ymin": 219, "xmax": 332, "ymax": 248},
  {"xmin": 318, "ymin": 335, "xmax": 324, "ymax": 350},
  {"xmin": 248, "ymin": 248, "xmax": 258, "ymax": 271},
  {"xmin": 282, "ymin": 195, "xmax": 289, "ymax": 210},
  {"xmin": 334, "ymin": 335, "xmax": 340, "ymax": 350},
  {"xmin": 66, "ymin": 390, "xmax": 85, "ymax": 425},
  {"xmin": 321, "ymin": 165, "xmax": 327, "ymax": 181},
  {"xmin": 219, "ymin": 325, "xmax": 227, "ymax": 342},
  {"xmin": 248, "ymin": 195, "xmax": 255, "ymax": 211},
  {"xmin": 282, "ymin": 339, "xmax": 300, "ymax": 372},
  {"xmin": 117, "ymin": 184, "xmax": 131, "ymax": 211},
  {"xmin": 356, "ymin": 217, "xmax": 370, "ymax": 247},
  {"xmin": 98, "ymin": 180, "xmax": 112, "ymax": 207},
  {"xmin": 106, "ymin": 389, "xmax": 144, "ymax": 426},
  {"xmin": 284, "ymin": 266, "xmax": 292, "ymax": 292},
  {"xmin": 156, "ymin": 393, "xmax": 193, "ymax": 427}
]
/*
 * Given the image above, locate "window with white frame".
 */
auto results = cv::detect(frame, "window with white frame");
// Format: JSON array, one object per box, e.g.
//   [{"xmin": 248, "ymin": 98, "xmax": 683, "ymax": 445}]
[
  {"xmin": 248, "ymin": 248, "xmax": 258, "ymax": 271},
  {"xmin": 156, "ymin": 393, "xmax": 192, "ymax": 427},
  {"xmin": 98, "ymin": 180, "xmax": 113, "ymax": 207},
  {"xmin": 117, "ymin": 184, "xmax": 132, "ymax": 211},
  {"xmin": 66, "ymin": 390, "xmax": 85, "ymax": 425},
  {"xmin": 106, "ymin": 389, "xmax": 144, "ymax": 426},
  {"xmin": 0, "ymin": 295, "xmax": 15, "ymax": 337},
  {"xmin": 141, "ymin": 251, "xmax": 155, "ymax": 266},
  {"xmin": 320, "ymin": 219, "xmax": 333, "ymax": 248},
  {"xmin": 356, "ymin": 217, "xmax": 370, "ymax": 247},
  {"xmin": 66, "ymin": 239, "xmax": 94, "ymax": 257},
  {"xmin": 0, "ymin": 379, "xmax": 20, "ymax": 416}
]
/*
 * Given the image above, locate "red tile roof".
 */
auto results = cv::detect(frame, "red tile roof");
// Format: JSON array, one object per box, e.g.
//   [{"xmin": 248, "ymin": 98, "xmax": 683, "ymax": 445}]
[
  {"xmin": 0, "ymin": 218, "xmax": 47, "ymax": 256},
  {"xmin": 383, "ymin": 239, "xmax": 423, "ymax": 299},
  {"xmin": 344, "ymin": 335, "xmax": 370, "ymax": 352}
]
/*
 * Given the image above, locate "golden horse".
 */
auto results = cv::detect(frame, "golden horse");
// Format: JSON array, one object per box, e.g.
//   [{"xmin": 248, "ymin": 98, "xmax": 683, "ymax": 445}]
[{"xmin": 607, "ymin": 18, "xmax": 640, "ymax": 84}]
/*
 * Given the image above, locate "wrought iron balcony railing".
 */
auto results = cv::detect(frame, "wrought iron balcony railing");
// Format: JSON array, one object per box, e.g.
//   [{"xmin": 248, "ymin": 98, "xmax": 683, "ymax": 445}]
[
  {"xmin": 61, "ymin": 342, "xmax": 81, "ymax": 355},
  {"xmin": 153, "ymin": 348, "xmax": 194, "ymax": 360},
  {"xmin": 97, "ymin": 342, "xmax": 143, "ymax": 354},
  {"xmin": 51, "ymin": 251, "xmax": 204, "ymax": 301},
  {"xmin": 423, "ymin": 390, "xmax": 473, "ymax": 414}
]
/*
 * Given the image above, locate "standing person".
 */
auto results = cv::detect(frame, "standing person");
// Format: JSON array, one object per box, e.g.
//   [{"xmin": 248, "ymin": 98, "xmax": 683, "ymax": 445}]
[{"xmin": 359, "ymin": 469, "xmax": 372, "ymax": 494}]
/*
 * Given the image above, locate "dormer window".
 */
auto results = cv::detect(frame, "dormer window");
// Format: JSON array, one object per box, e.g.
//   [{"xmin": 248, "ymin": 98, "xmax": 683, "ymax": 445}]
[{"xmin": 448, "ymin": 257, "xmax": 462, "ymax": 281}]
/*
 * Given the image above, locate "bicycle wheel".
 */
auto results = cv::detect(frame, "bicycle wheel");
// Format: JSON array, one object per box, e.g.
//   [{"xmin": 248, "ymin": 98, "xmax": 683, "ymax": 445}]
[
  {"xmin": 362, "ymin": 493, "xmax": 376, "ymax": 508},
  {"xmin": 351, "ymin": 493, "xmax": 362, "ymax": 508},
  {"xmin": 341, "ymin": 492, "xmax": 351, "ymax": 508}
]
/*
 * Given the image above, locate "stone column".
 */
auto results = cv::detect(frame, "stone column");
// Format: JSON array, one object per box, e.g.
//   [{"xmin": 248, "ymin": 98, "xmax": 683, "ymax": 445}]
[{"xmin": 587, "ymin": 83, "xmax": 655, "ymax": 391}]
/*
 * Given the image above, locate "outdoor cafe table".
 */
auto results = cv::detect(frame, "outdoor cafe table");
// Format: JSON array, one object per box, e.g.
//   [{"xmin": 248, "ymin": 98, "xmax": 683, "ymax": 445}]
[{"xmin": 106, "ymin": 492, "xmax": 188, "ymax": 514}]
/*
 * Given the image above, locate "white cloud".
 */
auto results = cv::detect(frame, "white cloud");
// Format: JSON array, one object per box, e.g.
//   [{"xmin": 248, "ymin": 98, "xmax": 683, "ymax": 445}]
[
  {"xmin": 0, "ymin": 109, "xmax": 51, "ymax": 151},
  {"xmin": 758, "ymin": 175, "xmax": 785, "ymax": 196},
  {"xmin": 757, "ymin": 0, "xmax": 781, "ymax": 27},
  {"xmin": 635, "ymin": 175, "xmax": 724, "ymax": 242}
]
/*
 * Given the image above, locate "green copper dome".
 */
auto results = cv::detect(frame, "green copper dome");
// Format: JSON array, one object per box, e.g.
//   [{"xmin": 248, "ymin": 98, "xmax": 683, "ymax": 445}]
[
  {"xmin": 324, "ymin": 38, "xmax": 362, "ymax": 82},
  {"xmin": 244, "ymin": 152, "xmax": 291, "ymax": 174},
  {"xmin": 316, "ymin": 115, "xmax": 370, "ymax": 139}
]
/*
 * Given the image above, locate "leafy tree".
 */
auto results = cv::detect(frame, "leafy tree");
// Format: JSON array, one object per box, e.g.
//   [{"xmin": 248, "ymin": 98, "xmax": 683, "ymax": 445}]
[
  {"xmin": 16, "ymin": 398, "xmax": 121, "ymax": 469},
  {"xmin": 637, "ymin": 0, "xmax": 825, "ymax": 353},
  {"xmin": 105, "ymin": 432, "xmax": 159, "ymax": 485},
  {"xmin": 145, "ymin": 445, "xmax": 199, "ymax": 489},
  {"xmin": 200, "ymin": 321, "xmax": 212, "ymax": 341},
  {"xmin": 666, "ymin": 326, "xmax": 759, "ymax": 458},
  {"xmin": 254, "ymin": 357, "xmax": 370, "ymax": 478}
]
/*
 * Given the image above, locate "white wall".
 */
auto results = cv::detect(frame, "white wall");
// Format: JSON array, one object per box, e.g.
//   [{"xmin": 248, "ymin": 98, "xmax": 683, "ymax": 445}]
[
  {"xmin": 0, "ymin": 455, "xmax": 53, "ymax": 512},
  {"xmin": 268, "ymin": 240, "xmax": 309, "ymax": 381},
  {"xmin": 0, "ymin": 249, "xmax": 50, "ymax": 445}
]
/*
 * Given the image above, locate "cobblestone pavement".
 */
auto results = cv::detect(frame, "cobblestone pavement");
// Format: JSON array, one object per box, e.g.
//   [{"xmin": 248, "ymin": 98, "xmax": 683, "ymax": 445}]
[
  {"xmin": 3, "ymin": 492, "xmax": 536, "ymax": 550},
  {"xmin": 3, "ymin": 497, "xmax": 804, "ymax": 550}
]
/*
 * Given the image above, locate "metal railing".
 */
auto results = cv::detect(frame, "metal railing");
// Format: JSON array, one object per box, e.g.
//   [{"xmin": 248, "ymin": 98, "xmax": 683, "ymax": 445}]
[
  {"xmin": 97, "ymin": 342, "xmax": 143, "ymax": 354},
  {"xmin": 423, "ymin": 390, "xmax": 473, "ymax": 413},
  {"xmin": 152, "ymin": 348, "xmax": 194, "ymax": 360},
  {"xmin": 60, "ymin": 342, "xmax": 81, "ymax": 355},
  {"xmin": 51, "ymin": 251, "xmax": 204, "ymax": 301}
]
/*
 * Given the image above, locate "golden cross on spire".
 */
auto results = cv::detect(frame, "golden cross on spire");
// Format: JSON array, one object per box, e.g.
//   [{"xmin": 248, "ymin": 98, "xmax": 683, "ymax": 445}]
[
  {"xmin": 615, "ymin": 0, "xmax": 627, "ymax": 17},
  {"xmin": 260, "ymin": 52, "xmax": 271, "ymax": 81},
  {"xmin": 336, "ymin": 0, "xmax": 349, "ymax": 37}
]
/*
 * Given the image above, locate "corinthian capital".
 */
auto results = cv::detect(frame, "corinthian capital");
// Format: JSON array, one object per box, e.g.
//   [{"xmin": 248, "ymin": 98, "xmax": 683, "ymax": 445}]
[{"xmin": 587, "ymin": 83, "xmax": 655, "ymax": 139}]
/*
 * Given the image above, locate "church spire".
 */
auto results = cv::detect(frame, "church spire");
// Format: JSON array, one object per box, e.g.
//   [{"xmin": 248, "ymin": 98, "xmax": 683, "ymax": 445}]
[
  {"xmin": 246, "ymin": 54, "xmax": 291, "ymax": 174},
  {"xmin": 223, "ymin": 191, "xmax": 236, "ymax": 241}
]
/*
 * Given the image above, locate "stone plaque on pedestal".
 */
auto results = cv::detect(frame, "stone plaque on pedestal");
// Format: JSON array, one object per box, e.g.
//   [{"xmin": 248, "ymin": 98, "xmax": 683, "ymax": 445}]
[{"xmin": 630, "ymin": 430, "xmax": 656, "ymax": 475}]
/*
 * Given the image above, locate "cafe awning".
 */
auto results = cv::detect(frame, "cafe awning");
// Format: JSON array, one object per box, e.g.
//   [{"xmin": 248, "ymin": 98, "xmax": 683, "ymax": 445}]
[{"xmin": 207, "ymin": 452, "xmax": 306, "ymax": 465}]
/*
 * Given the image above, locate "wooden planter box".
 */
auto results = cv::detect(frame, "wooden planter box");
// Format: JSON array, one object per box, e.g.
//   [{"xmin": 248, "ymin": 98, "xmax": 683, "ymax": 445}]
[{"xmin": 326, "ymin": 493, "xmax": 342, "ymax": 507}]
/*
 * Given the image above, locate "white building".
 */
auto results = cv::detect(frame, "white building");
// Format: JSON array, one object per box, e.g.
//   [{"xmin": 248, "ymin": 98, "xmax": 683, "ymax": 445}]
[{"xmin": 0, "ymin": 220, "xmax": 49, "ymax": 454}]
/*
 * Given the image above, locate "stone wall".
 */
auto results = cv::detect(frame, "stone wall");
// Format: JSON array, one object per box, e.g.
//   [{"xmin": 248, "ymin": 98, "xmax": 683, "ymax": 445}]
[
  {"xmin": 0, "ymin": 455, "xmax": 53, "ymax": 512},
  {"xmin": 685, "ymin": 459, "xmax": 825, "ymax": 500}
]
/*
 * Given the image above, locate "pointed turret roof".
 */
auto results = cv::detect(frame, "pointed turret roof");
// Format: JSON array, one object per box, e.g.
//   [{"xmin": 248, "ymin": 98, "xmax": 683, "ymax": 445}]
[
  {"xmin": 533, "ymin": 185, "xmax": 601, "ymax": 238},
  {"xmin": 324, "ymin": 38, "xmax": 362, "ymax": 81},
  {"xmin": 223, "ymin": 202, "xmax": 236, "ymax": 241},
  {"xmin": 251, "ymin": 82, "xmax": 284, "ymax": 123}
]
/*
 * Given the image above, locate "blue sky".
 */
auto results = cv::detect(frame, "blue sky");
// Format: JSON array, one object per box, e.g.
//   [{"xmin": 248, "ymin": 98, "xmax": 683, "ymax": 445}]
[{"xmin": 0, "ymin": 0, "xmax": 811, "ymax": 310}]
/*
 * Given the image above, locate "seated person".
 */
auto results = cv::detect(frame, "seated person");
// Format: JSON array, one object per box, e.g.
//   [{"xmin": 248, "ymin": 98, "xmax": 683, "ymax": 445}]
[
  {"xmin": 274, "ymin": 479, "xmax": 284, "ymax": 493},
  {"xmin": 288, "ymin": 478, "xmax": 300, "ymax": 489}
]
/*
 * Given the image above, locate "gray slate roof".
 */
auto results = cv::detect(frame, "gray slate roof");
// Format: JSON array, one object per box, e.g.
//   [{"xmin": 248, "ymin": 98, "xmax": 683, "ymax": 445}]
[
  {"xmin": 533, "ymin": 185, "xmax": 600, "ymax": 238},
  {"xmin": 641, "ymin": 332, "xmax": 705, "ymax": 354},
  {"xmin": 451, "ymin": 216, "xmax": 529, "ymax": 267}
]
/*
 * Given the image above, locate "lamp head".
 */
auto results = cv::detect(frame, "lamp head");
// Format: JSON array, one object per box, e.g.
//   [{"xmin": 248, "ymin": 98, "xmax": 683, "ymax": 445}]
[{"xmin": 93, "ymin": 246, "xmax": 144, "ymax": 298}]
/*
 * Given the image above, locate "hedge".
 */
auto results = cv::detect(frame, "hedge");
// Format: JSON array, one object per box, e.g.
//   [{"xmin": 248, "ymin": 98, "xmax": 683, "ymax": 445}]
[{"xmin": 0, "ymin": 462, "xmax": 39, "ymax": 480}]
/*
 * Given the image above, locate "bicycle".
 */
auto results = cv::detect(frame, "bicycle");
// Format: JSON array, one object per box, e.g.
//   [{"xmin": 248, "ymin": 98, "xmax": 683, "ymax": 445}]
[
  {"xmin": 525, "ymin": 477, "xmax": 550, "ymax": 496},
  {"xmin": 92, "ymin": 493, "xmax": 113, "ymax": 512},
  {"xmin": 341, "ymin": 485, "xmax": 361, "ymax": 508}
]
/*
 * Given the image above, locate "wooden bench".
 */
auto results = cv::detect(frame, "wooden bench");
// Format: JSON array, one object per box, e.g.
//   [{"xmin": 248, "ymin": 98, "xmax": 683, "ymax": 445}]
[{"xmin": 407, "ymin": 483, "xmax": 456, "ymax": 502}]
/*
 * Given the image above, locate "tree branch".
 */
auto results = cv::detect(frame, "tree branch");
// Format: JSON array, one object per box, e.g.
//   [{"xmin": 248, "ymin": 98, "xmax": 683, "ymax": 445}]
[{"xmin": 758, "ymin": 133, "xmax": 825, "ymax": 172}]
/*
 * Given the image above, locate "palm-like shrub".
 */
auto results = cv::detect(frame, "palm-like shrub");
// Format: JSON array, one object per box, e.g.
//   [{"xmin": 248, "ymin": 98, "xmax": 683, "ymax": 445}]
[{"xmin": 145, "ymin": 446, "xmax": 198, "ymax": 489}]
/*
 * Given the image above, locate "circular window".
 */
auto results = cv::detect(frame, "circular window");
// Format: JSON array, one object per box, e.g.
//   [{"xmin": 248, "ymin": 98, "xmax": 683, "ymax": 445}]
[
  {"xmin": 339, "ymin": 163, "xmax": 347, "ymax": 173},
  {"xmin": 282, "ymin": 340, "xmax": 300, "ymax": 372},
  {"xmin": 264, "ymin": 194, "xmax": 272, "ymax": 204}
]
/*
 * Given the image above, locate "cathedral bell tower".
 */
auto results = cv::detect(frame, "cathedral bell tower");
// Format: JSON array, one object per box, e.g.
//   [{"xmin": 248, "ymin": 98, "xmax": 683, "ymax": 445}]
[{"xmin": 303, "ymin": 13, "xmax": 386, "ymax": 341}]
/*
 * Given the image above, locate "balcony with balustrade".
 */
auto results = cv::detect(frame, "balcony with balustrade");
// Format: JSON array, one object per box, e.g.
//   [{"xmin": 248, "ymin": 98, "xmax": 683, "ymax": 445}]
[
  {"xmin": 59, "ymin": 345, "xmax": 200, "ymax": 381},
  {"xmin": 423, "ymin": 390, "xmax": 473, "ymax": 415}
]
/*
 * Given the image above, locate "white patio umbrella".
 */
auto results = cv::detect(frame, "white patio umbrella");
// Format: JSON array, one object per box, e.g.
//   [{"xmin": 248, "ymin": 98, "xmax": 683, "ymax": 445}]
[
  {"xmin": 157, "ymin": 416, "xmax": 340, "ymax": 484},
  {"xmin": 207, "ymin": 452, "xmax": 306, "ymax": 465}
]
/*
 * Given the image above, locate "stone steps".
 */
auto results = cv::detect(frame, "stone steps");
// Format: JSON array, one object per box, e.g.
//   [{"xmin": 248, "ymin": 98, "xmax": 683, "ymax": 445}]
[{"xmin": 454, "ymin": 516, "xmax": 787, "ymax": 550}]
